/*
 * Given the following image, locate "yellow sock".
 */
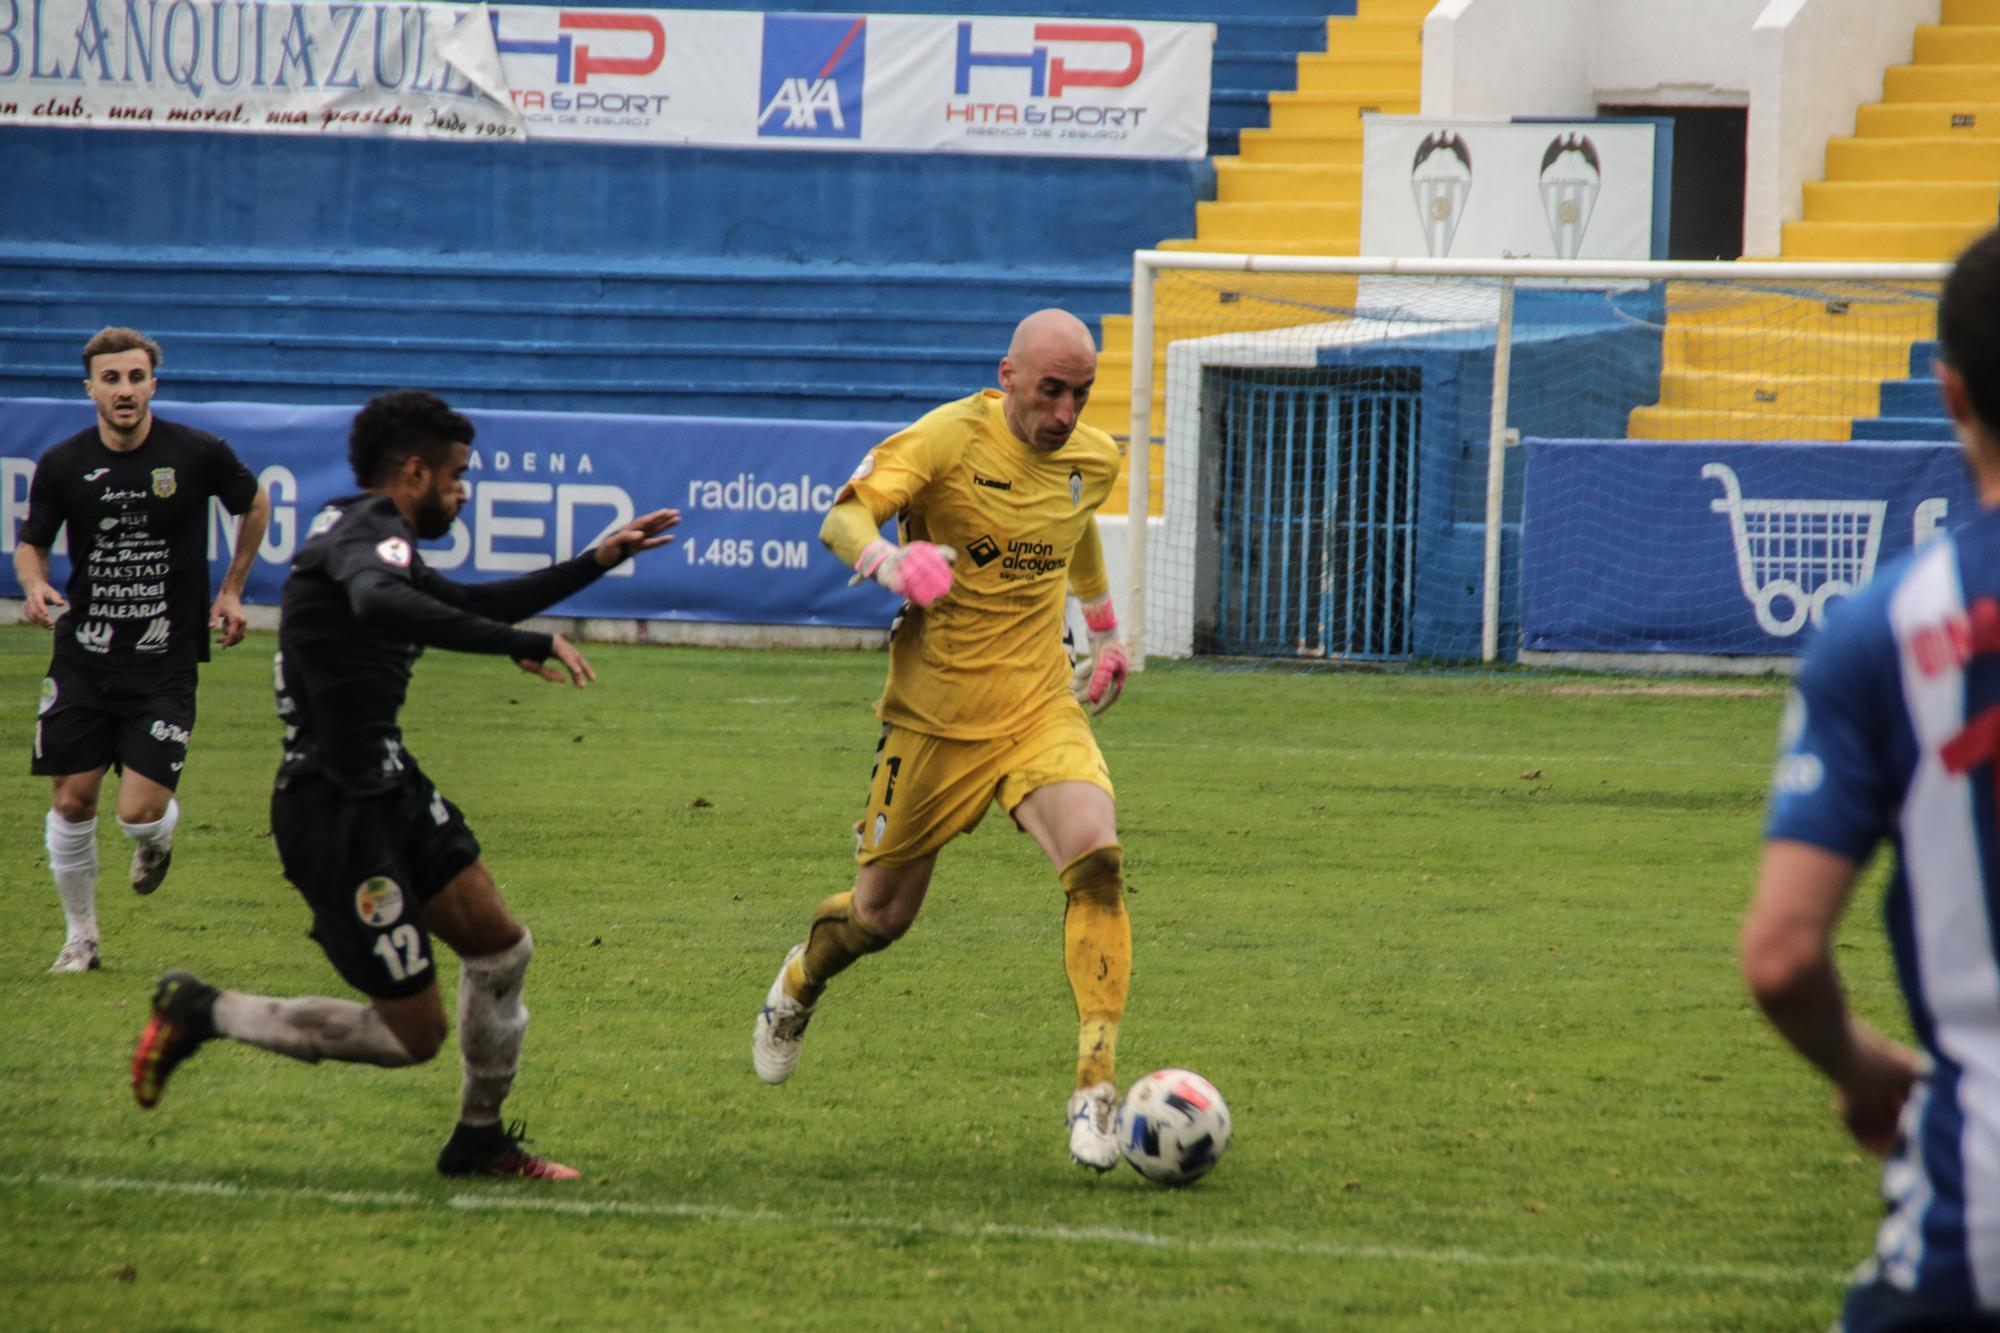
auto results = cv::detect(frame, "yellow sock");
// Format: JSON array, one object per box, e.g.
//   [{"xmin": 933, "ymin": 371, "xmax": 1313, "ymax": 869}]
[
  {"xmin": 786, "ymin": 890, "xmax": 889, "ymax": 1006},
  {"xmin": 1060, "ymin": 843, "xmax": 1130, "ymax": 1090}
]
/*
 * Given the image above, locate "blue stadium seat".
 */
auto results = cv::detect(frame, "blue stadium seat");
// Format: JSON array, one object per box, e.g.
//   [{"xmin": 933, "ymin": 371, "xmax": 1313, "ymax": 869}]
[{"xmin": 0, "ymin": 1, "xmax": 1332, "ymax": 420}]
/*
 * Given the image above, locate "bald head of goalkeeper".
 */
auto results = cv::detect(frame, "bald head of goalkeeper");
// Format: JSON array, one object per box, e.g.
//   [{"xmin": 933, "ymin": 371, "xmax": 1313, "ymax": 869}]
[{"xmin": 998, "ymin": 308, "xmax": 1098, "ymax": 453}]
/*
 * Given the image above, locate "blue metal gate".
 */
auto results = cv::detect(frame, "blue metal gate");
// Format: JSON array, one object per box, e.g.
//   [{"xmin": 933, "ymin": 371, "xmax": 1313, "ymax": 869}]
[{"xmin": 1207, "ymin": 368, "xmax": 1422, "ymax": 659}]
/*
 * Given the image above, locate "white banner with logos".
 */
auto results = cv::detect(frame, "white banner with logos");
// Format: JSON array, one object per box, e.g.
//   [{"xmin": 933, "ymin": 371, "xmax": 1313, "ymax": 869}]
[
  {"xmin": 1360, "ymin": 117, "xmax": 1656, "ymax": 261},
  {"xmin": 0, "ymin": 1, "xmax": 1212, "ymax": 158}
]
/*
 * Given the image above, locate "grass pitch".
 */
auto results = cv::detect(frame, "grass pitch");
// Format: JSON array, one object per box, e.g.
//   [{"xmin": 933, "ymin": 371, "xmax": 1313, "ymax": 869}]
[{"xmin": 0, "ymin": 625, "xmax": 1897, "ymax": 1329}]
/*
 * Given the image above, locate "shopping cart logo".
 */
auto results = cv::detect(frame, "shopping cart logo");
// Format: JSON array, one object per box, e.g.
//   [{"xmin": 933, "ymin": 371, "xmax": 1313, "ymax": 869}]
[{"xmin": 1704, "ymin": 463, "xmax": 1886, "ymax": 637}]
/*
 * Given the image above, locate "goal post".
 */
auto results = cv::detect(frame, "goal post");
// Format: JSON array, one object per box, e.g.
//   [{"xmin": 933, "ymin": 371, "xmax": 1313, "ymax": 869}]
[{"xmin": 1121, "ymin": 250, "xmax": 1950, "ymax": 669}]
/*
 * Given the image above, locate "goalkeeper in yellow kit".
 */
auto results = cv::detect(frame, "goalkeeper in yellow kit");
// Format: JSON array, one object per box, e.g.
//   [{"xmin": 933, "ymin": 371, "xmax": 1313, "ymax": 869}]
[{"xmin": 751, "ymin": 309, "xmax": 1136, "ymax": 1170}]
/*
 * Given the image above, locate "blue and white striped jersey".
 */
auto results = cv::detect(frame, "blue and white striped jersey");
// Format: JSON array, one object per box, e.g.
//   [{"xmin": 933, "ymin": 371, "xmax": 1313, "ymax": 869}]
[{"xmin": 1769, "ymin": 505, "xmax": 2000, "ymax": 1308}]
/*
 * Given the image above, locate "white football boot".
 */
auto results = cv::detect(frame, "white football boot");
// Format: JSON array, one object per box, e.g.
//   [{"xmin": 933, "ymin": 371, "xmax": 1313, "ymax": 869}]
[
  {"xmin": 753, "ymin": 944, "xmax": 815, "ymax": 1085},
  {"xmin": 1067, "ymin": 1081, "xmax": 1119, "ymax": 1171},
  {"xmin": 50, "ymin": 937, "xmax": 100, "ymax": 973}
]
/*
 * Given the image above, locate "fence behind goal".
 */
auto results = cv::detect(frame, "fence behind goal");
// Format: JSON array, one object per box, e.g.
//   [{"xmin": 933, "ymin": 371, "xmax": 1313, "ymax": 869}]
[{"xmin": 1118, "ymin": 254, "xmax": 1951, "ymax": 669}]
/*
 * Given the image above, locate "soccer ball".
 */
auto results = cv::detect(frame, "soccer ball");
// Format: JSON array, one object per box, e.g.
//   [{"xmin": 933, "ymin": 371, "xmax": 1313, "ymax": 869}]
[{"xmin": 1115, "ymin": 1069, "xmax": 1231, "ymax": 1186}]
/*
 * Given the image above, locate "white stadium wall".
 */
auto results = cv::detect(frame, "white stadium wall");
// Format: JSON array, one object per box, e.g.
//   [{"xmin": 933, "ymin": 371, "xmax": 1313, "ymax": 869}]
[
  {"xmin": 1420, "ymin": 0, "xmax": 1935, "ymax": 259},
  {"xmin": 1419, "ymin": 0, "xmax": 1596, "ymax": 118}
]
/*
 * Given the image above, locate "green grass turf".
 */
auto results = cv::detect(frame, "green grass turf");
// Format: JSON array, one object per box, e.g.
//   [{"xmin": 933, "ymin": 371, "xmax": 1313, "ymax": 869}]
[{"xmin": 0, "ymin": 624, "xmax": 1902, "ymax": 1328}]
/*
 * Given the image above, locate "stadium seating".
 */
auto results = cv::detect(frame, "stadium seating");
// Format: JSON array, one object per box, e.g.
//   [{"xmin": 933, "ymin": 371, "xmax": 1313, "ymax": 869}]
[
  {"xmin": 1633, "ymin": 0, "xmax": 1998, "ymax": 442},
  {"xmin": 0, "ymin": 1, "xmax": 1332, "ymax": 450},
  {"xmin": 1852, "ymin": 340, "xmax": 1957, "ymax": 441},
  {"xmin": 1785, "ymin": 0, "xmax": 2000, "ymax": 263}
]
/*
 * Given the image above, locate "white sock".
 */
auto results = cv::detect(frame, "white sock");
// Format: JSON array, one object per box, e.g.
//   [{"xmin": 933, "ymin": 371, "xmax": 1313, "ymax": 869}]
[
  {"xmin": 458, "ymin": 931, "xmax": 534, "ymax": 1126},
  {"xmin": 212, "ymin": 992, "xmax": 417, "ymax": 1067},
  {"xmin": 46, "ymin": 810, "xmax": 99, "ymax": 944},
  {"xmin": 118, "ymin": 798, "xmax": 180, "ymax": 850}
]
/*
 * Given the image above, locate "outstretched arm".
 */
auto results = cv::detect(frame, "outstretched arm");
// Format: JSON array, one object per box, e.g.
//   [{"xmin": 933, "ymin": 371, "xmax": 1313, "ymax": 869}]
[
  {"xmin": 445, "ymin": 508, "xmax": 680, "ymax": 623},
  {"xmin": 347, "ymin": 569, "xmax": 557, "ymax": 661}
]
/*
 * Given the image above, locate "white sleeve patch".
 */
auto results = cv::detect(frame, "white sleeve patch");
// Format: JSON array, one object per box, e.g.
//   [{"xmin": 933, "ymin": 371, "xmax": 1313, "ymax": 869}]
[
  {"xmin": 375, "ymin": 536, "xmax": 412, "ymax": 568},
  {"xmin": 849, "ymin": 454, "xmax": 876, "ymax": 482}
]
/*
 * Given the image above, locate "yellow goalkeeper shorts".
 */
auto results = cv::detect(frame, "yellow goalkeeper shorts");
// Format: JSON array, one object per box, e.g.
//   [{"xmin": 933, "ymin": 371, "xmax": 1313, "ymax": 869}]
[{"xmin": 854, "ymin": 705, "xmax": 1114, "ymax": 866}]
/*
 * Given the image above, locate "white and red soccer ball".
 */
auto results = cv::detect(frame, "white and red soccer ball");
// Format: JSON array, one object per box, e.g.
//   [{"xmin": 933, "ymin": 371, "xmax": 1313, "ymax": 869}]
[{"xmin": 1115, "ymin": 1069, "xmax": 1232, "ymax": 1186}]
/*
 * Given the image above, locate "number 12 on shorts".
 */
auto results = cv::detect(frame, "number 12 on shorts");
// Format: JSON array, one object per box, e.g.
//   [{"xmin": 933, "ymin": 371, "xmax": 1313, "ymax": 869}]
[{"xmin": 373, "ymin": 924, "xmax": 430, "ymax": 983}]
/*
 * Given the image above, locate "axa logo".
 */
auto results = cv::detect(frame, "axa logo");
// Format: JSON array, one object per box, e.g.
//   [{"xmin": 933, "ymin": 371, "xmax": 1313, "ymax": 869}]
[
  {"xmin": 758, "ymin": 14, "xmax": 865, "ymax": 139},
  {"xmin": 954, "ymin": 22, "xmax": 1143, "ymax": 98},
  {"xmin": 491, "ymin": 10, "xmax": 664, "ymax": 85}
]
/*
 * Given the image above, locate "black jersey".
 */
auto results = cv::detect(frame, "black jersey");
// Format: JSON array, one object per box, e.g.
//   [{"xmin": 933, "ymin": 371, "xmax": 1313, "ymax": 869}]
[
  {"xmin": 274, "ymin": 493, "xmax": 607, "ymax": 796},
  {"xmin": 19, "ymin": 419, "xmax": 261, "ymax": 673}
]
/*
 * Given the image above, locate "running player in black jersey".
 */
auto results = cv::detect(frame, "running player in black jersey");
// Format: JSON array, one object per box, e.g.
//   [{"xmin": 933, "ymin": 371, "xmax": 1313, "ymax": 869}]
[
  {"xmin": 16, "ymin": 327, "xmax": 272, "ymax": 974},
  {"xmin": 130, "ymin": 389, "xmax": 677, "ymax": 1181}
]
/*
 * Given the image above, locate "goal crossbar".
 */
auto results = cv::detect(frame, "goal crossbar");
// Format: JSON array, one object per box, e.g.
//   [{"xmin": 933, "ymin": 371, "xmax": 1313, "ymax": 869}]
[{"xmin": 1124, "ymin": 250, "xmax": 1953, "ymax": 667}]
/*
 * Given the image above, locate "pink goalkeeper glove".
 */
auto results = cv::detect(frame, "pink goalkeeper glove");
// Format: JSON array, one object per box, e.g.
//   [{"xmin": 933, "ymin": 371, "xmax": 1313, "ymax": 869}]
[
  {"xmin": 1081, "ymin": 597, "xmax": 1128, "ymax": 715},
  {"xmin": 853, "ymin": 539, "xmax": 956, "ymax": 607}
]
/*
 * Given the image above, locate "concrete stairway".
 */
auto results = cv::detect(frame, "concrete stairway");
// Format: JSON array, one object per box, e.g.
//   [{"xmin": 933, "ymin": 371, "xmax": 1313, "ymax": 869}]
[{"xmin": 1631, "ymin": 0, "xmax": 1996, "ymax": 441}]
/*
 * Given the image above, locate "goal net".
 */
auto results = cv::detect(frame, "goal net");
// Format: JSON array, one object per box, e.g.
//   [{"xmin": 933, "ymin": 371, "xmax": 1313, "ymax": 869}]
[{"xmin": 1120, "ymin": 253, "xmax": 1948, "ymax": 669}]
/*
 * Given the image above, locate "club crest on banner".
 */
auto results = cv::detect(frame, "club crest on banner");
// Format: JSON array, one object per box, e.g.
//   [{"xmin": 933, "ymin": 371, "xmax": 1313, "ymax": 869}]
[
  {"xmin": 1410, "ymin": 131, "xmax": 1473, "ymax": 258},
  {"xmin": 1539, "ymin": 133, "xmax": 1602, "ymax": 260}
]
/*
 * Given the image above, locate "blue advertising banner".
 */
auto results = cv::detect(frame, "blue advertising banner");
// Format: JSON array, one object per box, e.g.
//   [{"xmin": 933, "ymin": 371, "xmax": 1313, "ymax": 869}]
[
  {"xmin": 1520, "ymin": 438, "xmax": 1977, "ymax": 656},
  {"xmin": 1, "ymin": 398, "xmax": 902, "ymax": 627}
]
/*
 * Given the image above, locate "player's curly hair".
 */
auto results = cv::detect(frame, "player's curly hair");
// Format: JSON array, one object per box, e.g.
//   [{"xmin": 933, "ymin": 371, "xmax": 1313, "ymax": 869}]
[
  {"xmin": 348, "ymin": 389, "xmax": 475, "ymax": 487},
  {"xmin": 82, "ymin": 327, "xmax": 162, "ymax": 372},
  {"xmin": 1941, "ymin": 227, "xmax": 2000, "ymax": 439}
]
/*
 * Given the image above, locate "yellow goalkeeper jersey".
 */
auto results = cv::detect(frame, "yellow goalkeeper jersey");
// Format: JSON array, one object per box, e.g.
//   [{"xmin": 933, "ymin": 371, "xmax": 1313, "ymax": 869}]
[{"xmin": 835, "ymin": 389, "xmax": 1123, "ymax": 740}]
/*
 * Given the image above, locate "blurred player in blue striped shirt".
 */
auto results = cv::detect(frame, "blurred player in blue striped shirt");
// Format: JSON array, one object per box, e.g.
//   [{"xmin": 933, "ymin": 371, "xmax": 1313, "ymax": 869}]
[{"xmin": 1744, "ymin": 225, "xmax": 2000, "ymax": 1331}]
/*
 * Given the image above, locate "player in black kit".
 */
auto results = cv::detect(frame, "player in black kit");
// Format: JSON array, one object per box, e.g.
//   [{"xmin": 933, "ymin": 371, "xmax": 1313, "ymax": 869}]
[
  {"xmin": 129, "ymin": 389, "xmax": 678, "ymax": 1181},
  {"xmin": 15, "ymin": 327, "xmax": 272, "ymax": 974}
]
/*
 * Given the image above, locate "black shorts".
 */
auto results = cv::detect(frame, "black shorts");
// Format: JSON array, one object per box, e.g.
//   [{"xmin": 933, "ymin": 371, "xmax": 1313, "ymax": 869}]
[
  {"xmin": 269, "ymin": 765, "xmax": 482, "ymax": 1001},
  {"xmin": 1841, "ymin": 1278, "xmax": 2000, "ymax": 1331},
  {"xmin": 31, "ymin": 657, "xmax": 197, "ymax": 790}
]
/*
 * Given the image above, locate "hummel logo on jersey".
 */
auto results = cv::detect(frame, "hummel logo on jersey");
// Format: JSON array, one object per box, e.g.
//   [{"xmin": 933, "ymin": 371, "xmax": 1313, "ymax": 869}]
[
  {"xmin": 973, "ymin": 474, "xmax": 1013, "ymax": 491},
  {"xmin": 84, "ymin": 468, "xmax": 109, "ymax": 482},
  {"xmin": 135, "ymin": 617, "xmax": 170, "ymax": 652},
  {"xmin": 966, "ymin": 535, "xmax": 1002, "ymax": 567}
]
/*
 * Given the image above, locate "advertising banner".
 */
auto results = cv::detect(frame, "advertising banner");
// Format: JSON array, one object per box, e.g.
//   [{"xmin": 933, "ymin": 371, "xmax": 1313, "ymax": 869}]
[
  {"xmin": 1520, "ymin": 438, "xmax": 1974, "ymax": 657},
  {"xmin": 0, "ymin": 1, "xmax": 1212, "ymax": 157},
  {"xmin": 1360, "ymin": 117, "xmax": 1657, "ymax": 261},
  {"xmin": 1, "ymin": 398, "xmax": 904, "ymax": 627}
]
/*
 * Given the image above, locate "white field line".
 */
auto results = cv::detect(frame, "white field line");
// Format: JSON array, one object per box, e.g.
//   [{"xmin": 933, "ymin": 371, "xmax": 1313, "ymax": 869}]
[
  {"xmin": 1112, "ymin": 740, "xmax": 1777, "ymax": 770},
  {"xmin": 0, "ymin": 1171, "xmax": 1840, "ymax": 1288}
]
